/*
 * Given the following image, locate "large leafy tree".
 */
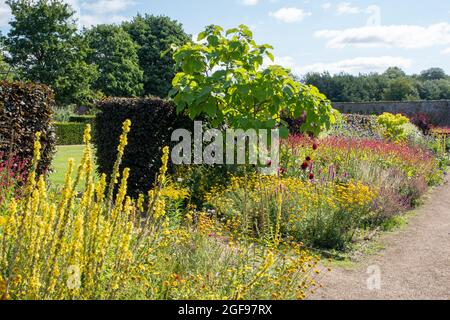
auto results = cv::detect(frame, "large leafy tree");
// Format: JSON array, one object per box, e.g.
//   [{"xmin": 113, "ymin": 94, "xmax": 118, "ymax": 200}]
[
  {"xmin": 304, "ymin": 72, "xmax": 388, "ymax": 102},
  {"xmin": 171, "ymin": 25, "xmax": 337, "ymax": 136},
  {"xmin": 123, "ymin": 14, "xmax": 191, "ymax": 98},
  {"xmin": 5, "ymin": 0, "xmax": 98, "ymax": 106},
  {"xmin": 419, "ymin": 67, "xmax": 447, "ymax": 81},
  {"xmin": 418, "ymin": 79, "xmax": 450, "ymax": 100},
  {"xmin": 383, "ymin": 77, "xmax": 419, "ymax": 101},
  {"xmin": 383, "ymin": 67, "xmax": 406, "ymax": 80},
  {"xmin": 85, "ymin": 24, "xmax": 144, "ymax": 97}
]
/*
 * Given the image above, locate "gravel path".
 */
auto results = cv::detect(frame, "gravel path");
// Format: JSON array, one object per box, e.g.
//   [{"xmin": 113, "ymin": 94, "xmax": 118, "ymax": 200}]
[{"xmin": 313, "ymin": 179, "xmax": 450, "ymax": 300}]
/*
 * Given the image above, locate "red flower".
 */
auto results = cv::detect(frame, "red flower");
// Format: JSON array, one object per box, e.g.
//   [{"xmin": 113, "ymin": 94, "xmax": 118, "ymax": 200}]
[
  {"xmin": 267, "ymin": 160, "xmax": 272, "ymax": 166},
  {"xmin": 301, "ymin": 161, "xmax": 309, "ymax": 170},
  {"xmin": 309, "ymin": 173, "xmax": 315, "ymax": 180},
  {"xmin": 305, "ymin": 156, "xmax": 311, "ymax": 162},
  {"xmin": 312, "ymin": 143, "xmax": 318, "ymax": 150}
]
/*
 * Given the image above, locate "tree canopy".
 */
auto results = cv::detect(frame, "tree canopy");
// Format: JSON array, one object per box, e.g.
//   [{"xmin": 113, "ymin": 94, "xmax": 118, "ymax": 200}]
[
  {"xmin": 85, "ymin": 24, "xmax": 144, "ymax": 97},
  {"xmin": 123, "ymin": 14, "xmax": 191, "ymax": 98},
  {"xmin": 171, "ymin": 25, "xmax": 338, "ymax": 136},
  {"xmin": 304, "ymin": 67, "xmax": 450, "ymax": 102},
  {"xmin": 5, "ymin": 0, "xmax": 98, "ymax": 106}
]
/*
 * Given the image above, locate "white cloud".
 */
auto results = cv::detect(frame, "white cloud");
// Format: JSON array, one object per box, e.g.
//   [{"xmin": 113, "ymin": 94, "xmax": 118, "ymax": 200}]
[
  {"xmin": 81, "ymin": 0, "xmax": 136, "ymax": 14},
  {"xmin": 322, "ymin": 3, "xmax": 332, "ymax": 11},
  {"xmin": 62, "ymin": 0, "xmax": 136, "ymax": 27},
  {"xmin": 315, "ymin": 23, "xmax": 450, "ymax": 49},
  {"xmin": 269, "ymin": 7, "xmax": 312, "ymax": 23},
  {"xmin": 0, "ymin": 0, "xmax": 137, "ymax": 28},
  {"xmin": 299, "ymin": 56, "xmax": 412, "ymax": 74},
  {"xmin": 336, "ymin": 2, "xmax": 360, "ymax": 15},
  {"xmin": 79, "ymin": 14, "xmax": 131, "ymax": 27},
  {"xmin": 442, "ymin": 48, "xmax": 450, "ymax": 55},
  {"xmin": 267, "ymin": 55, "xmax": 412, "ymax": 75},
  {"xmin": 241, "ymin": 0, "xmax": 259, "ymax": 6},
  {"xmin": 0, "ymin": 1, "xmax": 12, "ymax": 27}
]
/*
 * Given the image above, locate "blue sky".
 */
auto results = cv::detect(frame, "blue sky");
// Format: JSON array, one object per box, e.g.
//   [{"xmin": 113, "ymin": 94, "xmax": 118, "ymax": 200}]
[{"xmin": 1, "ymin": 0, "xmax": 450, "ymax": 76}]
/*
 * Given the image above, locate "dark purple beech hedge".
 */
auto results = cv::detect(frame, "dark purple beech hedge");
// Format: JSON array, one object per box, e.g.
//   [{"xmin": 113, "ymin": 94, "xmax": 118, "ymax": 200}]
[
  {"xmin": 0, "ymin": 81, "xmax": 56, "ymax": 175},
  {"xmin": 95, "ymin": 97, "xmax": 193, "ymax": 196}
]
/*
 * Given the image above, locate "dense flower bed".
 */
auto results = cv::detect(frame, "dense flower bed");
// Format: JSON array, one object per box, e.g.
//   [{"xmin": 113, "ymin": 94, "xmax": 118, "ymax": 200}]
[
  {"xmin": 0, "ymin": 123, "xmax": 322, "ymax": 300},
  {"xmin": 207, "ymin": 175, "xmax": 376, "ymax": 249},
  {"xmin": 282, "ymin": 136, "xmax": 440, "ymax": 217},
  {"xmin": 284, "ymin": 135, "xmax": 439, "ymax": 185},
  {"xmin": 205, "ymin": 134, "xmax": 441, "ymax": 250}
]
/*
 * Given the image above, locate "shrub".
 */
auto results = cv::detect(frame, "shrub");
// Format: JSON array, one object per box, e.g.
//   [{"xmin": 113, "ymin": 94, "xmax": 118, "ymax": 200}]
[
  {"xmin": 95, "ymin": 97, "xmax": 193, "ymax": 196},
  {"xmin": 0, "ymin": 81, "xmax": 56, "ymax": 174},
  {"xmin": 54, "ymin": 122, "xmax": 85, "ymax": 145},
  {"xmin": 402, "ymin": 122, "xmax": 428, "ymax": 148},
  {"xmin": 410, "ymin": 113, "xmax": 432, "ymax": 135},
  {"xmin": 68, "ymin": 115, "xmax": 96, "ymax": 124},
  {"xmin": 377, "ymin": 112, "xmax": 410, "ymax": 142}
]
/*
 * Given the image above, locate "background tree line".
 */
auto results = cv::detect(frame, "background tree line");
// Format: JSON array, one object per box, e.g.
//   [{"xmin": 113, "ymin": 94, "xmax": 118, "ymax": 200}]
[
  {"xmin": 303, "ymin": 66, "xmax": 450, "ymax": 103},
  {"xmin": 0, "ymin": 0, "xmax": 190, "ymax": 108},
  {"xmin": 0, "ymin": 0, "xmax": 449, "ymax": 110}
]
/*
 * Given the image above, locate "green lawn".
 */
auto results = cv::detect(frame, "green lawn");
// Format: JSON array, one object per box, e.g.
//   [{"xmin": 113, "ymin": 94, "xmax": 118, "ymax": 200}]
[{"xmin": 49, "ymin": 145, "xmax": 97, "ymax": 188}]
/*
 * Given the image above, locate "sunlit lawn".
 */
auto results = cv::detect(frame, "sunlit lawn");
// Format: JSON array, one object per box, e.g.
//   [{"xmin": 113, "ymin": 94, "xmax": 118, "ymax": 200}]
[{"xmin": 49, "ymin": 145, "xmax": 97, "ymax": 188}]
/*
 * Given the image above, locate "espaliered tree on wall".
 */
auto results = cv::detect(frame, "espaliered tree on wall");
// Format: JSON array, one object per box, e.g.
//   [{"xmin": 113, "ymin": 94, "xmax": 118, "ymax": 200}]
[{"xmin": 170, "ymin": 25, "xmax": 338, "ymax": 136}]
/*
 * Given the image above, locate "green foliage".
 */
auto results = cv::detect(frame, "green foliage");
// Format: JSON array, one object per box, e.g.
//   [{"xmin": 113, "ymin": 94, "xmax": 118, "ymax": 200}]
[
  {"xmin": 123, "ymin": 14, "xmax": 191, "ymax": 98},
  {"xmin": 0, "ymin": 43, "xmax": 12, "ymax": 81},
  {"xmin": 304, "ymin": 67, "xmax": 450, "ymax": 103},
  {"xmin": 54, "ymin": 122, "xmax": 85, "ymax": 145},
  {"xmin": 377, "ymin": 112, "xmax": 410, "ymax": 142},
  {"xmin": 419, "ymin": 67, "xmax": 447, "ymax": 81},
  {"xmin": 417, "ymin": 79, "xmax": 450, "ymax": 100},
  {"xmin": 5, "ymin": 0, "xmax": 99, "ymax": 106},
  {"xmin": 383, "ymin": 67, "xmax": 406, "ymax": 80},
  {"xmin": 304, "ymin": 72, "xmax": 388, "ymax": 103},
  {"xmin": 0, "ymin": 59, "xmax": 12, "ymax": 81},
  {"xmin": 85, "ymin": 24, "xmax": 144, "ymax": 97},
  {"xmin": 53, "ymin": 107, "xmax": 72, "ymax": 122},
  {"xmin": 171, "ymin": 24, "xmax": 337, "ymax": 136},
  {"xmin": 0, "ymin": 81, "xmax": 56, "ymax": 174},
  {"xmin": 68, "ymin": 115, "xmax": 96, "ymax": 124},
  {"xmin": 383, "ymin": 77, "xmax": 419, "ymax": 101},
  {"xmin": 94, "ymin": 97, "xmax": 193, "ymax": 196}
]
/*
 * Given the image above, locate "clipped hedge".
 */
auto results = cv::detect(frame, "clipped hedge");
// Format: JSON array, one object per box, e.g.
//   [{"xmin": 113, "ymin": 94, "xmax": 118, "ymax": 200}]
[
  {"xmin": 95, "ymin": 97, "xmax": 193, "ymax": 196},
  {"xmin": 69, "ymin": 115, "xmax": 96, "ymax": 124},
  {"xmin": 55, "ymin": 122, "xmax": 86, "ymax": 145},
  {"xmin": 0, "ymin": 81, "xmax": 56, "ymax": 174}
]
